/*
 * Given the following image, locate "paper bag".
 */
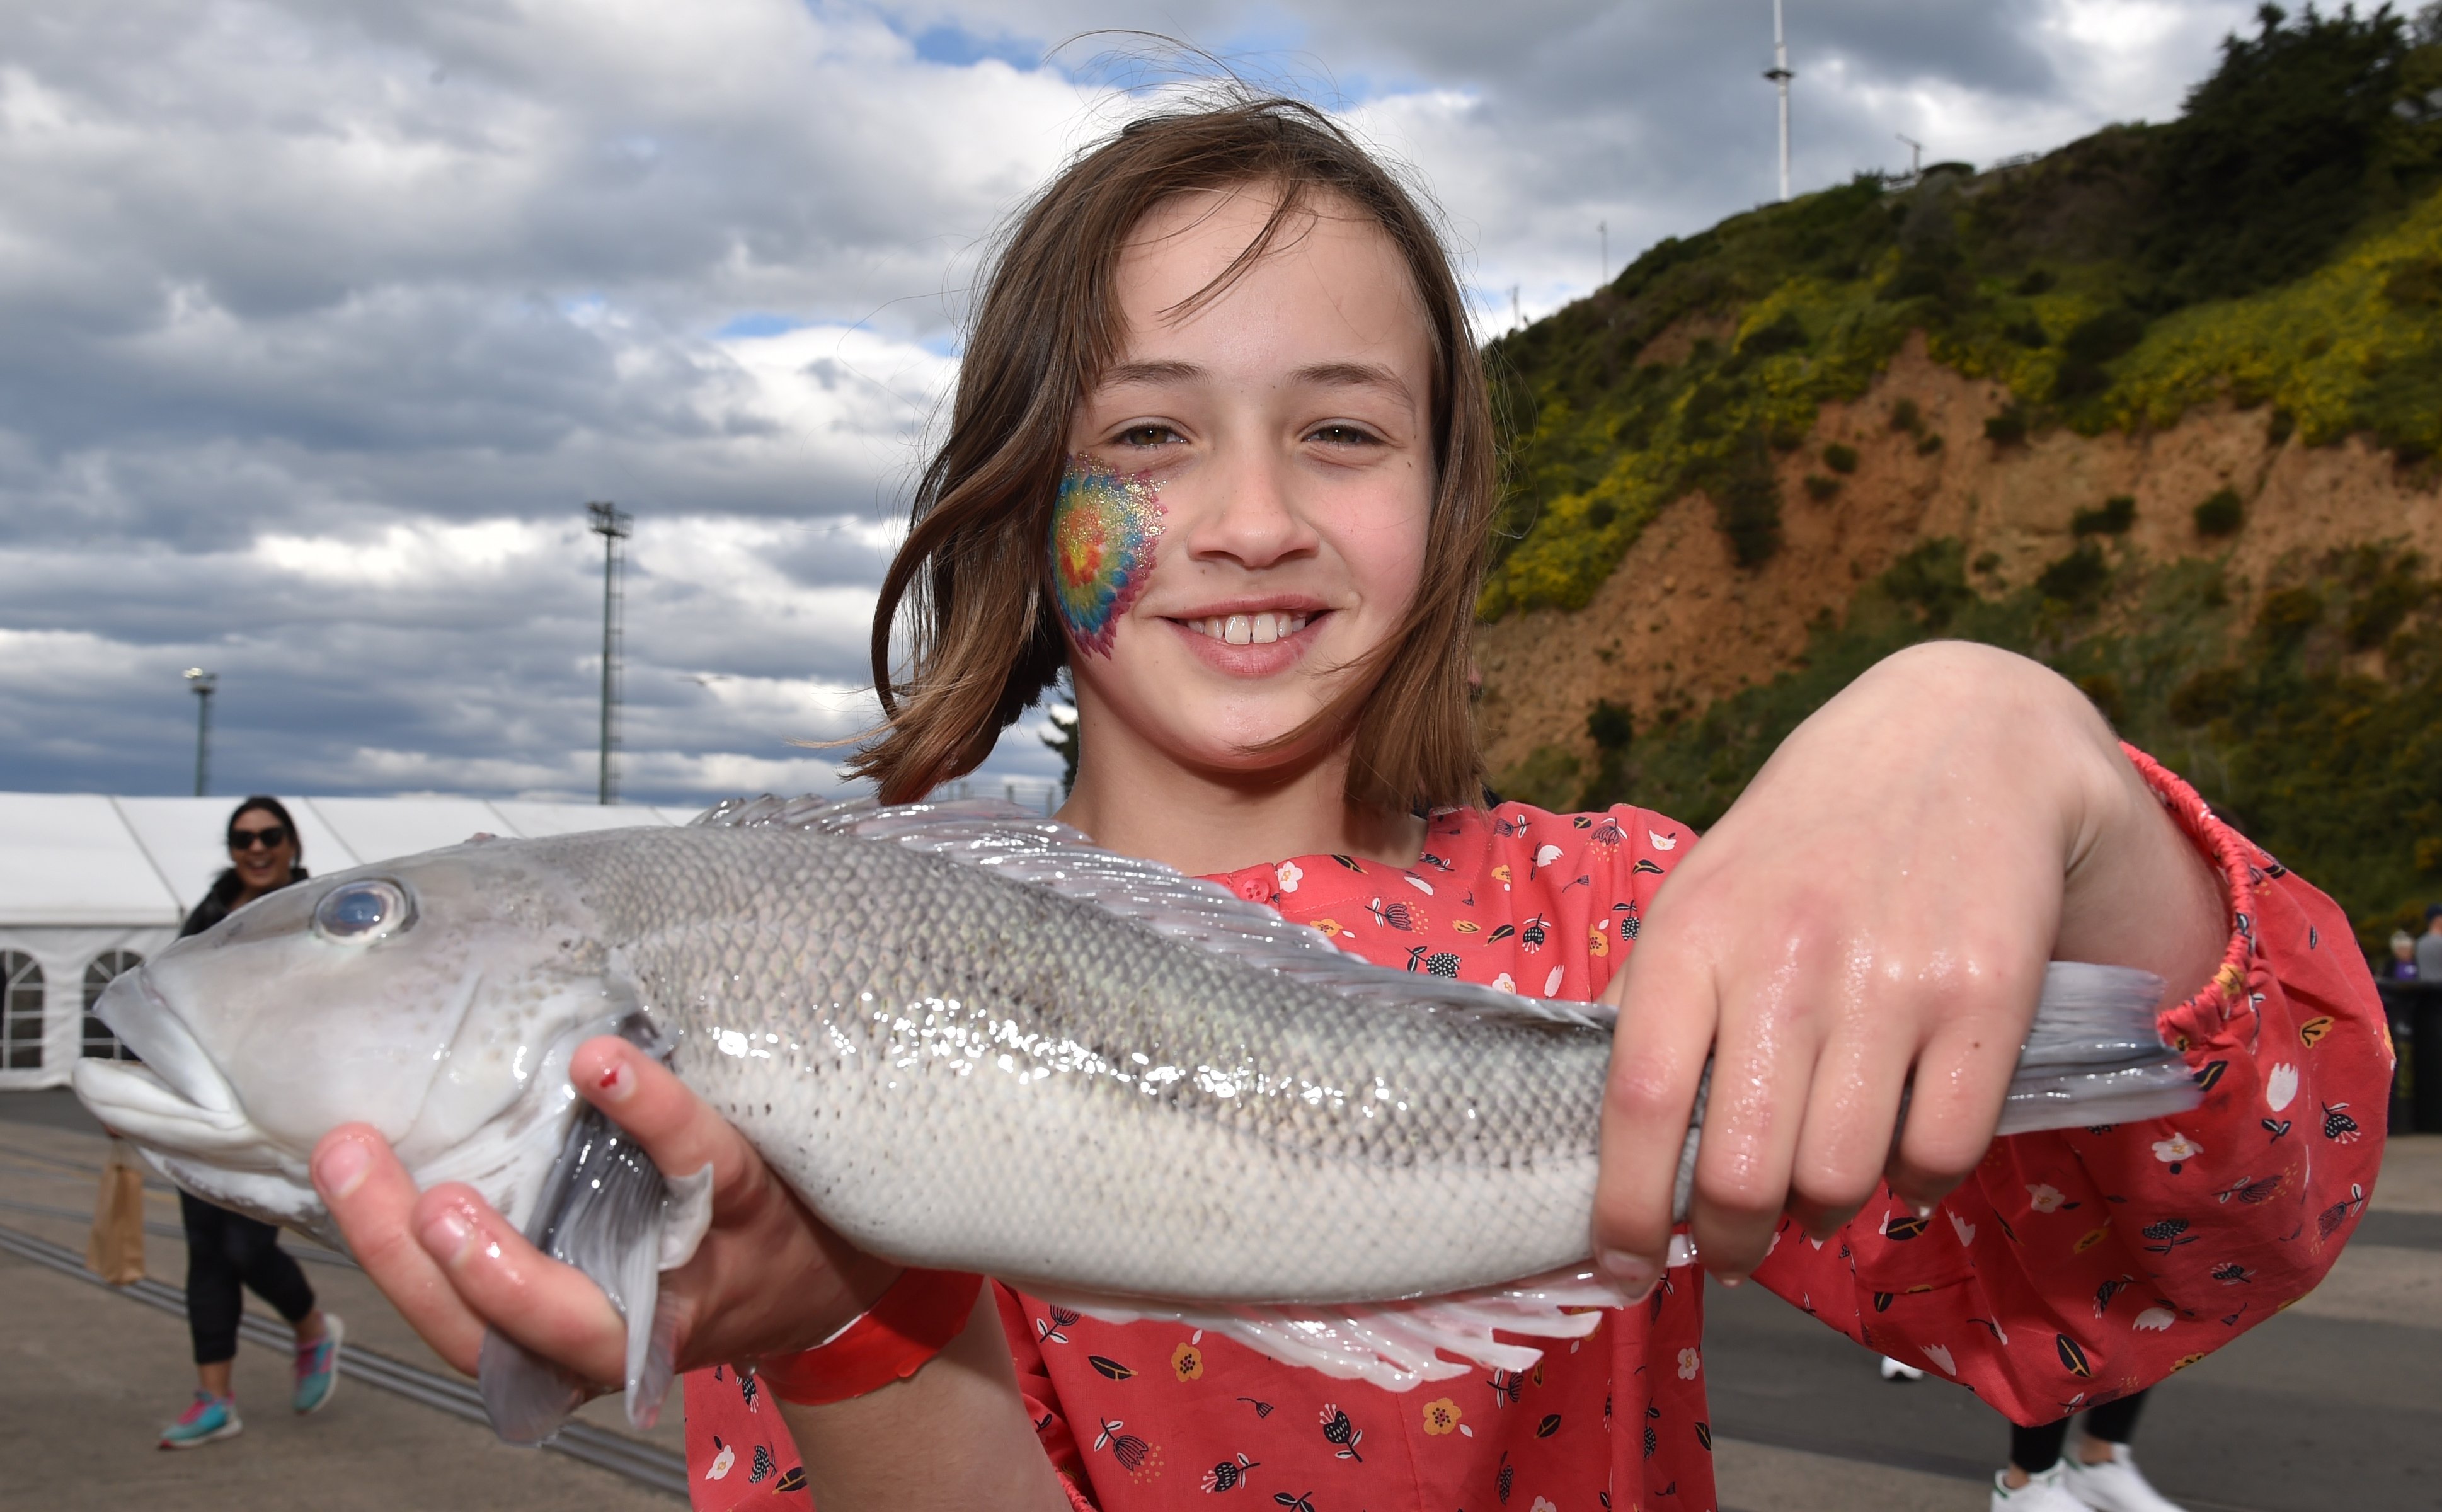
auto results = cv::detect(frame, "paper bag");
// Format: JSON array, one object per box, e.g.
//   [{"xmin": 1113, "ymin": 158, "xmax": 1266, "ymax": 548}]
[{"xmin": 84, "ymin": 1137, "xmax": 148, "ymax": 1286}]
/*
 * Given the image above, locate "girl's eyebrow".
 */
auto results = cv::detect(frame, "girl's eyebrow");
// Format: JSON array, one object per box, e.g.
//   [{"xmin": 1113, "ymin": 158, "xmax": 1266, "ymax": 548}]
[{"xmin": 1099, "ymin": 358, "xmax": 1414, "ymax": 408}]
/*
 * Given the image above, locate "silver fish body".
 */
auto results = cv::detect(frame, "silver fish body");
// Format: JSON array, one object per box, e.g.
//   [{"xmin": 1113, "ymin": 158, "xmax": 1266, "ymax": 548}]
[{"xmin": 74, "ymin": 797, "xmax": 2198, "ymax": 1412}]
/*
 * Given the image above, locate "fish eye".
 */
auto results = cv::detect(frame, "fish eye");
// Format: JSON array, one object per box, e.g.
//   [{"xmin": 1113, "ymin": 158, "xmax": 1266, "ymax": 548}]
[{"xmin": 312, "ymin": 879, "xmax": 413, "ymax": 943}]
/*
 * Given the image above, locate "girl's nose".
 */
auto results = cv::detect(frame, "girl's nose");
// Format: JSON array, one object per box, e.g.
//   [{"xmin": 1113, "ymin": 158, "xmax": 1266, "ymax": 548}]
[{"xmin": 1182, "ymin": 450, "xmax": 1318, "ymax": 571}]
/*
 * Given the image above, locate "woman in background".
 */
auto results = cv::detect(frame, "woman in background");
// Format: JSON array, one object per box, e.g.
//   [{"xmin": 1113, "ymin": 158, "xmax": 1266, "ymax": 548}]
[{"xmin": 158, "ymin": 796, "xmax": 343, "ymax": 1449}]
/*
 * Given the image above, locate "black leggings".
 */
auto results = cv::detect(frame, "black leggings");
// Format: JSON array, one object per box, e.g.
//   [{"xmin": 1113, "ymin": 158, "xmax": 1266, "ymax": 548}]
[
  {"xmin": 2010, "ymin": 1388, "xmax": 2150, "ymax": 1474},
  {"xmin": 180, "ymin": 1193, "xmax": 315, "ymax": 1366}
]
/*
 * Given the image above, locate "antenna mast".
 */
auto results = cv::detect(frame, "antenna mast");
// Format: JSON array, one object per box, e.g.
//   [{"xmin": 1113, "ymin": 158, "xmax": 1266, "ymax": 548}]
[
  {"xmin": 586, "ymin": 501, "xmax": 633, "ymax": 805},
  {"xmin": 1765, "ymin": 0, "xmax": 1794, "ymax": 202}
]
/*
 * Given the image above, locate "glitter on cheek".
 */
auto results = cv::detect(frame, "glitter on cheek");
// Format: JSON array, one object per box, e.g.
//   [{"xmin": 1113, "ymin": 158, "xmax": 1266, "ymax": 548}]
[{"xmin": 1048, "ymin": 454, "xmax": 1166, "ymax": 657}]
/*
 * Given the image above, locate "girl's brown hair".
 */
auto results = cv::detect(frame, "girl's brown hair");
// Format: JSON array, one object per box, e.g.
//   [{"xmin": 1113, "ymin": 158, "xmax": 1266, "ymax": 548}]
[{"xmin": 847, "ymin": 96, "xmax": 1497, "ymax": 811}]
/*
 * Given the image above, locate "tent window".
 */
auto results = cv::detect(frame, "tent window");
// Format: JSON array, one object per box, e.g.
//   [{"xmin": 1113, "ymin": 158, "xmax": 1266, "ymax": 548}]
[
  {"xmin": 83, "ymin": 950, "xmax": 144, "ymax": 1061},
  {"xmin": 3, "ymin": 951, "xmax": 43, "ymax": 1071}
]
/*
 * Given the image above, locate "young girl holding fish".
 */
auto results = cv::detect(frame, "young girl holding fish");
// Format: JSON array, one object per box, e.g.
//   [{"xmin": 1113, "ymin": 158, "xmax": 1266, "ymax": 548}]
[{"xmin": 309, "ymin": 98, "xmax": 2386, "ymax": 1511}]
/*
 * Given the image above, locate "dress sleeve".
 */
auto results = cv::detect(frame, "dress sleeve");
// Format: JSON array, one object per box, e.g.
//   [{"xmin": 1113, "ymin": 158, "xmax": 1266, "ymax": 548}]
[
  {"xmin": 1752, "ymin": 745, "xmax": 2392, "ymax": 1425},
  {"xmin": 992, "ymin": 1283, "xmax": 1098, "ymax": 1509}
]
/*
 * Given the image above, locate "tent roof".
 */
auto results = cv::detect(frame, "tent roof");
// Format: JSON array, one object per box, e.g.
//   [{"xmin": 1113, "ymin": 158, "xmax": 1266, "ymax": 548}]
[{"xmin": 0, "ymin": 793, "xmax": 693, "ymax": 927}]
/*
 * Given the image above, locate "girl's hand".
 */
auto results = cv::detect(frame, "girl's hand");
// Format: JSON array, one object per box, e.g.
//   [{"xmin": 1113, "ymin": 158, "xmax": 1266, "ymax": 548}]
[
  {"xmin": 310, "ymin": 1035, "xmax": 897, "ymax": 1387},
  {"xmin": 1588, "ymin": 641, "xmax": 2227, "ymax": 1296}
]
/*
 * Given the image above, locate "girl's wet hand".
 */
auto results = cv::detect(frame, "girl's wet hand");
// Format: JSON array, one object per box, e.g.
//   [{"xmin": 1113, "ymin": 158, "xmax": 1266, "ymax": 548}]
[
  {"xmin": 1586, "ymin": 641, "xmax": 2221, "ymax": 1295},
  {"xmin": 312, "ymin": 1036, "xmax": 897, "ymax": 1386}
]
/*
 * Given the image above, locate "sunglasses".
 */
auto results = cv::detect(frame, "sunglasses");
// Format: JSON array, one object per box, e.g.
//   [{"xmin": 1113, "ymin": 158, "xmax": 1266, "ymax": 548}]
[{"xmin": 228, "ymin": 825, "xmax": 290, "ymax": 852}]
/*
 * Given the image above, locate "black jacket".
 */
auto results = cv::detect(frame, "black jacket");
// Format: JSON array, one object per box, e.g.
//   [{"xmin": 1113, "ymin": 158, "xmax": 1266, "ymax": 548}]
[{"xmin": 178, "ymin": 866, "xmax": 309, "ymax": 939}]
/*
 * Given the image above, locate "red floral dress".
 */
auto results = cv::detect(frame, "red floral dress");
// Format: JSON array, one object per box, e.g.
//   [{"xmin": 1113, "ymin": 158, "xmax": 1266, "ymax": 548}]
[{"xmin": 682, "ymin": 749, "xmax": 2387, "ymax": 1512}]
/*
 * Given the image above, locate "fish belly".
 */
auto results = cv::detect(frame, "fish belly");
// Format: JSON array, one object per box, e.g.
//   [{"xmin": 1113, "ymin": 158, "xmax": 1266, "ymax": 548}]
[{"xmin": 624, "ymin": 832, "xmax": 1609, "ymax": 1304}]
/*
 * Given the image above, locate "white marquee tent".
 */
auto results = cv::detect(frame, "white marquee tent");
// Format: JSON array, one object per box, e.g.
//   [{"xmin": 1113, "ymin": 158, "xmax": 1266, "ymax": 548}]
[{"xmin": 0, "ymin": 793, "xmax": 694, "ymax": 1091}]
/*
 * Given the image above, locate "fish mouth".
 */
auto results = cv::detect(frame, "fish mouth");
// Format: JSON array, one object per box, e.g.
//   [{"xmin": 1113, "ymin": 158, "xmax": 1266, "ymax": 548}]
[{"xmin": 72, "ymin": 967, "xmax": 276, "ymax": 1168}]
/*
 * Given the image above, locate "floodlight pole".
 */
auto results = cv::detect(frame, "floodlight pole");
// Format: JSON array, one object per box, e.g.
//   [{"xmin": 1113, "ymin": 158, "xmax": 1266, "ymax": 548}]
[
  {"xmin": 1765, "ymin": 0, "xmax": 1794, "ymax": 202},
  {"xmin": 1598, "ymin": 221, "xmax": 1608, "ymax": 286},
  {"xmin": 1896, "ymin": 133, "xmax": 1923, "ymax": 181},
  {"xmin": 586, "ymin": 501, "xmax": 633, "ymax": 805},
  {"xmin": 183, "ymin": 668, "xmax": 215, "ymax": 796}
]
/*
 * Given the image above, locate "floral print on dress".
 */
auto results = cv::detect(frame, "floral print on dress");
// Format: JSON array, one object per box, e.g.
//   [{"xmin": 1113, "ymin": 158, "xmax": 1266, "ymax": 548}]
[{"xmin": 679, "ymin": 760, "xmax": 2387, "ymax": 1512}]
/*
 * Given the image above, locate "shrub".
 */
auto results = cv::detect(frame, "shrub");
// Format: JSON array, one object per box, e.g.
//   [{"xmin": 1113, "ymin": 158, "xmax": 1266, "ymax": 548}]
[
  {"xmin": 1916, "ymin": 432, "xmax": 1946, "ymax": 455},
  {"xmin": 2014, "ymin": 268, "xmax": 2057, "ymax": 295},
  {"xmin": 2072, "ymin": 495, "xmax": 2137, "ymax": 536},
  {"xmin": 1804, "ymin": 474, "xmax": 1841, "ymax": 501},
  {"xmin": 1822, "ymin": 442, "xmax": 1859, "ymax": 474},
  {"xmin": 2005, "ymin": 318, "xmax": 2049, "ymax": 347},
  {"xmin": 2062, "ymin": 307, "xmax": 2149, "ymax": 365},
  {"xmin": 2167, "ymin": 666, "xmax": 2242, "ymax": 726},
  {"xmin": 1985, "ymin": 404, "xmax": 2030, "ymax": 444},
  {"xmin": 2076, "ymin": 672, "xmax": 2128, "ymax": 726},
  {"xmin": 2035, "ymin": 544, "xmax": 2110, "ymax": 607},
  {"xmin": 2194, "ymin": 487, "xmax": 2244, "ymax": 536},
  {"xmin": 1888, "ymin": 397, "xmax": 1923, "ymax": 434},
  {"xmin": 1586, "ymin": 699, "xmax": 1634, "ymax": 752},
  {"xmin": 2257, "ymin": 585, "xmax": 2324, "ymax": 646}
]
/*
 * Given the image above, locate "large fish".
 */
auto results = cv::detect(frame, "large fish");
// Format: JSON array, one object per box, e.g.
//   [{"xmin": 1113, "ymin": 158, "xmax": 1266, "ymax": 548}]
[{"xmin": 74, "ymin": 796, "xmax": 2198, "ymax": 1440}]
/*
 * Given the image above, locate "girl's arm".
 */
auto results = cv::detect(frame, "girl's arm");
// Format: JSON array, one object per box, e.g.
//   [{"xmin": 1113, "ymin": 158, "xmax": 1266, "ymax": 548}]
[
  {"xmin": 1751, "ymin": 751, "xmax": 2385, "ymax": 1418},
  {"xmin": 311, "ymin": 1038, "xmax": 1070, "ymax": 1512},
  {"xmin": 1590, "ymin": 640, "xmax": 2245, "ymax": 1292}
]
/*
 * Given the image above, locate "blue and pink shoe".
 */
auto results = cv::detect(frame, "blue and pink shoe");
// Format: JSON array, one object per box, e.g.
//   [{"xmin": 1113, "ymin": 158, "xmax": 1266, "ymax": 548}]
[
  {"xmin": 159, "ymin": 1391, "xmax": 241, "ymax": 1449},
  {"xmin": 294, "ymin": 1314, "xmax": 343, "ymax": 1415}
]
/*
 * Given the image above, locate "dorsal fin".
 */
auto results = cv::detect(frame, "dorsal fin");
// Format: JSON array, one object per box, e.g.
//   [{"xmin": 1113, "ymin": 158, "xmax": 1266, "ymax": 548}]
[{"xmin": 689, "ymin": 794, "xmax": 1614, "ymax": 1033}]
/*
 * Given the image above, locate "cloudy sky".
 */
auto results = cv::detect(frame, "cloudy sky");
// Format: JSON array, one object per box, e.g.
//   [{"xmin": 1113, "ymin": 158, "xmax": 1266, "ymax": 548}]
[{"xmin": 0, "ymin": 0, "xmax": 2256, "ymax": 808}]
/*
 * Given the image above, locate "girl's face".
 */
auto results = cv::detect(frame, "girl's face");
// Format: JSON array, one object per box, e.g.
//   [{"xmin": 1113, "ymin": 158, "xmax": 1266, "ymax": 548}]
[
  {"xmin": 1058, "ymin": 186, "xmax": 1436, "ymax": 781},
  {"xmin": 227, "ymin": 809, "xmax": 297, "ymax": 896}
]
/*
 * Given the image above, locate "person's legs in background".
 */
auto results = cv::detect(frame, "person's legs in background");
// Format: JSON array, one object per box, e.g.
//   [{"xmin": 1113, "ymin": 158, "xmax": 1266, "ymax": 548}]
[
  {"xmin": 215, "ymin": 1195, "xmax": 343, "ymax": 1414},
  {"xmin": 1993, "ymin": 1415, "xmax": 2085, "ymax": 1508},
  {"xmin": 2063, "ymin": 1389, "xmax": 2187, "ymax": 1512},
  {"xmin": 164, "ymin": 1193, "xmax": 249, "ymax": 1447}
]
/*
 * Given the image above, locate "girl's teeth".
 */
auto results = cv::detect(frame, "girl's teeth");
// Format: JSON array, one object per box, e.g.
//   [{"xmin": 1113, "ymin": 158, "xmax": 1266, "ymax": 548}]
[{"xmin": 1189, "ymin": 612, "xmax": 1310, "ymax": 643}]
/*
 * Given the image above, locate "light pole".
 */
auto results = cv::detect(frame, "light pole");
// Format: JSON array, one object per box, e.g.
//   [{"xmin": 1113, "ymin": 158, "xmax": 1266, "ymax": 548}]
[
  {"xmin": 1765, "ymin": 0, "xmax": 1794, "ymax": 202},
  {"xmin": 587, "ymin": 501, "xmax": 633, "ymax": 805},
  {"xmin": 183, "ymin": 668, "xmax": 215, "ymax": 796}
]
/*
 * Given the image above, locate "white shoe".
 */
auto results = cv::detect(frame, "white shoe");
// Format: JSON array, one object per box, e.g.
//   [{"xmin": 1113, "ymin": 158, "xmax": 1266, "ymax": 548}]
[
  {"xmin": 2062, "ymin": 1441, "xmax": 2187, "ymax": 1512},
  {"xmin": 1990, "ymin": 1463, "xmax": 2089, "ymax": 1511},
  {"xmin": 1878, "ymin": 1355, "xmax": 1925, "ymax": 1381}
]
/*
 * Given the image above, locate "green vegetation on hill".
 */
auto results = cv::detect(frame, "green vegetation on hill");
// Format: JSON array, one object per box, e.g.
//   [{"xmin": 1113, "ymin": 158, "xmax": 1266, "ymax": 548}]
[
  {"xmin": 1482, "ymin": 4, "xmax": 2442, "ymax": 617},
  {"xmin": 1483, "ymin": 7, "xmax": 2442, "ymax": 952}
]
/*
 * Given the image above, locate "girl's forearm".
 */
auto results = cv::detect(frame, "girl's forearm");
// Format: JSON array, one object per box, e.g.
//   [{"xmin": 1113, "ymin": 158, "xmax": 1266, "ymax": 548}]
[{"xmin": 776, "ymin": 1287, "xmax": 1072, "ymax": 1512}]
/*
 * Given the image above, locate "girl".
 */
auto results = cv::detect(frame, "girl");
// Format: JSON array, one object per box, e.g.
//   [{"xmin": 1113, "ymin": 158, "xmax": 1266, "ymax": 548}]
[{"xmin": 307, "ymin": 100, "xmax": 2385, "ymax": 1512}]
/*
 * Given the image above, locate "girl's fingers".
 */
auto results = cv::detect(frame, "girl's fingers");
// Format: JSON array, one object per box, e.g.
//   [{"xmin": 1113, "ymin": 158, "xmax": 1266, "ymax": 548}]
[
  {"xmin": 1684, "ymin": 964, "xmax": 1820, "ymax": 1281},
  {"xmin": 1590, "ymin": 942, "xmax": 1720, "ymax": 1299},
  {"xmin": 1887, "ymin": 1004, "xmax": 2027, "ymax": 1210},
  {"xmin": 312, "ymin": 1125, "xmax": 486, "ymax": 1375},
  {"xmin": 411, "ymin": 1183, "xmax": 629, "ymax": 1388},
  {"xmin": 570, "ymin": 1037, "xmax": 754, "ymax": 1194},
  {"xmin": 1784, "ymin": 1010, "xmax": 1917, "ymax": 1239}
]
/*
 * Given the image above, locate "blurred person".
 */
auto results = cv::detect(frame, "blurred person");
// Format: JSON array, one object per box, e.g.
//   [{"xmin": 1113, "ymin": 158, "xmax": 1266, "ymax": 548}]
[
  {"xmin": 2418, "ymin": 905, "xmax": 2442, "ymax": 982},
  {"xmin": 2385, "ymin": 929, "xmax": 2419, "ymax": 980},
  {"xmin": 158, "ymin": 797, "xmax": 343, "ymax": 1449},
  {"xmin": 1993, "ymin": 1389, "xmax": 2181, "ymax": 1511}
]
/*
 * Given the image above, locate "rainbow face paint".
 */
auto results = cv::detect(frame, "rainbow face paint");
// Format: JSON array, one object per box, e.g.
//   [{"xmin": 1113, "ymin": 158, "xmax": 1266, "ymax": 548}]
[{"xmin": 1048, "ymin": 455, "xmax": 1165, "ymax": 657}]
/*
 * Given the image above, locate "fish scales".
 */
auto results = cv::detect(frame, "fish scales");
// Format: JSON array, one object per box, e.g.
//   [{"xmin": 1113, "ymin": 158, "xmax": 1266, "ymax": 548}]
[{"xmin": 570, "ymin": 825, "xmax": 1609, "ymax": 1303}]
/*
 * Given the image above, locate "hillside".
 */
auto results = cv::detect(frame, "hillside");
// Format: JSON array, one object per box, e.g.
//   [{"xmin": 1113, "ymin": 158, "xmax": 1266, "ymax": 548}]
[{"xmin": 1474, "ymin": 7, "xmax": 2442, "ymax": 954}]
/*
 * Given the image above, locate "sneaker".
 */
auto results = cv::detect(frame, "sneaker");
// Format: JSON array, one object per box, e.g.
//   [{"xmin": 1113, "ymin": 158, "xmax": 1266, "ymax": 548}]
[
  {"xmin": 160, "ymin": 1391, "xmax": 243, "ymax": 1450},
  {"xmin": 2063, "ymin": 1440, "xmax": 2187, "ymax": 1512},
  {"xmin": 1879, "ymin": 1355, "xmax": 1925, "ymax": 1381},
  {"xmin": 1990, "ymin": 1463, "xmax": 2088, "ymax": 1511},
  {"xmin": 294, "ymin": 1314, "xmax": 344, "ymax": 1415}
]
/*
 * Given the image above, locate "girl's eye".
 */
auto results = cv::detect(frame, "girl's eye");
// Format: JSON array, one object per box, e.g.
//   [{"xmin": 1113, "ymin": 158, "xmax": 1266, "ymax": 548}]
[
  {"xmin": 1115, "ymin": 423, "xmax": 1183, "ymax": 448},
  {"xmin": 1307, "ymin": 423, "xmax": 1382, "ymax": 447}
]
